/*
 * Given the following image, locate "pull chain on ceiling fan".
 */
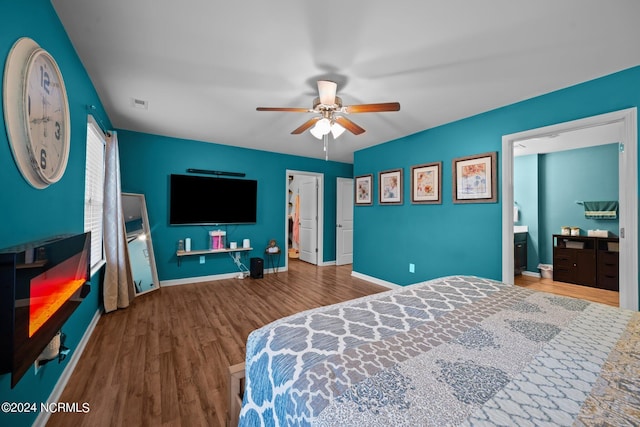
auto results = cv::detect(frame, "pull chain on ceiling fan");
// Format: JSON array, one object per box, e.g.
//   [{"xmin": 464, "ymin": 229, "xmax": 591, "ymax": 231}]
[{"xmin": 257, "ymin": 80, "xmax": 400, "ymax": 159}]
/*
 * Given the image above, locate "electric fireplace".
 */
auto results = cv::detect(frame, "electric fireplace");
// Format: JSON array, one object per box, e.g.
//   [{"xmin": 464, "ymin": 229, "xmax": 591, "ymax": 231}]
[{"xmin": 0, "ymin": 233, "xmax": 91, "ymax": 388}]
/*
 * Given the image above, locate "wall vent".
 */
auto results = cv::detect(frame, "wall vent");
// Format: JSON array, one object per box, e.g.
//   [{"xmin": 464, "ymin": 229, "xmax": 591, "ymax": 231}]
[{"xmin": 131, "ymin": 98, "xmax": 149, "ymax": 109}]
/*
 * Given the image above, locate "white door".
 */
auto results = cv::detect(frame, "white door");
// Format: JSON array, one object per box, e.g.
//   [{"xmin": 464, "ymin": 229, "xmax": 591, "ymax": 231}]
[
  {"xmin": 298, "ymin": 176, "xmax": 318, "ymax": 265},
  {"xmin": 336, "ymin": 178, "xmax": 354, "ymax": 265}
]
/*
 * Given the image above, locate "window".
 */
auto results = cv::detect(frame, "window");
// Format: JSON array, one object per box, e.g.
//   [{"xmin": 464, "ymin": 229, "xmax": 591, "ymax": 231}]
[{"xmin": 84, "ymin": 115, "xmax": 106, "ymax": 273}]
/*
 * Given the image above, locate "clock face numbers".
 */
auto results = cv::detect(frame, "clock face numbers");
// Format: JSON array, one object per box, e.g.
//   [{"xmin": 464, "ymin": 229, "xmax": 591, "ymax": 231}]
[
  {"xmin": 24, "ymin": 49, "xmax": 68, "ymax": 183},
  {"xmin": 4, "ymin": 37, "xmax": 70, "ymax": 188}
]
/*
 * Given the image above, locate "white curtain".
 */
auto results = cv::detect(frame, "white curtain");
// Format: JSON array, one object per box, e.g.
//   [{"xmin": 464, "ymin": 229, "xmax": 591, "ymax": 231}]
[{"xmin": 103, "ymin": 131, "xmax": 133, "ymax": 312}]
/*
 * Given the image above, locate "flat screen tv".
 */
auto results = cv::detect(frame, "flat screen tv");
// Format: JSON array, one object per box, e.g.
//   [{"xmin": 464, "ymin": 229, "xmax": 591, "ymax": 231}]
[{"xmin": 169, "ymin": 174, "xmax": 257, "ymax": 225}]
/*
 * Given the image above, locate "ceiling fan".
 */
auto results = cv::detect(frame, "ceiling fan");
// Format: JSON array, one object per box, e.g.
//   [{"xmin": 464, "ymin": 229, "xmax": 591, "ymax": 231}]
[{"xmin": 257, "ymin": 81, "xmax": 400, "ymax": 157}]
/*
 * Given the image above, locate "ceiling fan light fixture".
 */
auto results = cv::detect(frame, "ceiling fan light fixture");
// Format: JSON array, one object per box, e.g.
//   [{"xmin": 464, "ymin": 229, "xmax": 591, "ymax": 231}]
[
  {"xmin": 317, "ymin": 80, "xmax": 337, "ymax": 106},
  {"xmin": 310, "ymin": 125, "xmax": 324, "ymax": 139},
  {"xmin": 314, "ymin": 117, "xmax": 332, "ymax": 134},
  {"xmin": 256, "ymin": 79, "xmax": 401, "ymax": 159},
  {"xmin": 330, "ymin": 122, "xmax": 346, "ymax": 139}
]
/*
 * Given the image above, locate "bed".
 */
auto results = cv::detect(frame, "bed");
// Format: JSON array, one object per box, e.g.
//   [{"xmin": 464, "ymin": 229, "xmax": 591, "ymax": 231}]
[{"xmin": 231, "ymin": 275, "xmax": 639, "ymax": 426}]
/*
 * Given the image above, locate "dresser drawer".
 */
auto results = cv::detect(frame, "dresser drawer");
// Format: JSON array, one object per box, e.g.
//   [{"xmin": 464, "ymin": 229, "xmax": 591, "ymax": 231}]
[
  {"xmin": 598, "ymin": 261, "xmax": 618, "ymax": 276},
  {"xmin": 553, "ymin": 248, "xmax": 574, "ymax": 264},
  {"xmin": 597, "ymin": 274, "xmax": 619, "ymax": 291},
  {"xmin": 553, "ymin": 249, "xmax": 576, "ymax": 269},
  {"xmin": 553, "ymin": 268, "xmax": 573, "ymax": 283},
  {"xmin": 597, "ymin": 249, "xmax": 618, "ymax": 290},
  {"xmin": 599, "ymin": 251, "xmax": 619, "ymax": 264},
  {"xmin": 553, "ymin": 255, "xmax": 573, "ymax": 268}
]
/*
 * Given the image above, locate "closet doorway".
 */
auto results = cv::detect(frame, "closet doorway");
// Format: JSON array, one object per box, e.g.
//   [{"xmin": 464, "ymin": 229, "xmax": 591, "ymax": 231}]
[{"xmin": 286, "ymin": 170, "xmax": 324, "ymax": 269}]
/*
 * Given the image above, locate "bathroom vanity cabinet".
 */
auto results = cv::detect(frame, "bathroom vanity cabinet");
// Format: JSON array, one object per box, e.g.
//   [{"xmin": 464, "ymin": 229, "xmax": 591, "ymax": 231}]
[{"xmin": 514, "ymin": 232, "xmax": 527, "ymax": 275}]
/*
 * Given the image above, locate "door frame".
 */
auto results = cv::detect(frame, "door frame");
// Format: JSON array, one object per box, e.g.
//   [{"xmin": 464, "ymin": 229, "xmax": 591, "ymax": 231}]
[
  {"xmin": 501, "ymin": 107, "xmax": 638, "ymax": 311},
  {"xmin": 285, "ymin": 169, "xmax": 324, "ymax": 271}
]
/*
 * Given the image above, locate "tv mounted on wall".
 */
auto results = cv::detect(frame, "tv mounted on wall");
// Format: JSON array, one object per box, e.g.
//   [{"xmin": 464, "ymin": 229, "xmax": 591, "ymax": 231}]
[{"xmin": 169, "ymin": 174, "xmax": 258, "ymax": 225}]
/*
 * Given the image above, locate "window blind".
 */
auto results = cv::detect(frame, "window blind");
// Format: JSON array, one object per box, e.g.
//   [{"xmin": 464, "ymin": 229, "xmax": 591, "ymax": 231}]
[{"xmin": 84, "ymin": 117, "xmax": 106, "ymax": 270}]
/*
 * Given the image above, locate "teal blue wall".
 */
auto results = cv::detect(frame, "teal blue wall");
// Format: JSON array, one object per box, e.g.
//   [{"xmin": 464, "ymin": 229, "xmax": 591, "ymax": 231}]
[
  {"xmin": 515, "ymin": 144, "xmax": 619, "ymax": 271},
  {"xmin": 539, "ymin": 144, "xmax": 619, "ymax": 264},
  {"xmin": 354, "ymin": 66, "xmax": 639, "ymax": 289},
  {"xmin": 514, "ymin": 154, "xmax": 539, "ymax": 273},
  {"xmin": 117, "ymin": 130, "xmax": 352, "ymax": 280},
  {"xmin": 0, "ymin": 1, "xmax": 110, "ymax": 425}
]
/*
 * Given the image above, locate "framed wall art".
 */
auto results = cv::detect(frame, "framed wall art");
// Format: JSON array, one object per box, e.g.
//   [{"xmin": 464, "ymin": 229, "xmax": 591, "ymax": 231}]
[
  {"xmin": 452, "ymin": 152, "xmax": 497, "ymax": 203},
  {"xmin": 411, "ymin": 162, "xmax": 442, "ymax": 204},
  {"xmin": 354, "ymin": 174, "xmax": 373, "ymax": 205},
  {"xmin": 379, "ymin": 169, "xmax": 402, "ymax": 205}
]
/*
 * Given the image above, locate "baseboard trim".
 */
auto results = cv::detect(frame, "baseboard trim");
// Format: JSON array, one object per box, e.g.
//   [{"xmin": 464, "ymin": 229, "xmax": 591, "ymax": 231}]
[
  {"xmin": 33, "ymin": 308, "xmax": 102, "ymax": 427},
  {"xmin": 351, "ymin": 271, "xmax": 401, "ymax": 289},
  {"xmin": 522, "ymin": 271, "xmax": 541, "ymax": 278},
  {"xmin": 161, "ymin": 272, "xmax": 243, "ymax": 286},
  {"xmin": 265, "ymin": 266, "xmax": 288, "ymax": 275},
  {"xmin": 161, "ymin": 268, "xmax": 285, "ymax": 287}
]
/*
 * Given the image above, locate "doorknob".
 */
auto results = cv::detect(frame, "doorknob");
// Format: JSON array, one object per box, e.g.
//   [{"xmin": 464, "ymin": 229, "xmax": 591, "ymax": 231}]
[{"xmin": 337, "ymin": 224, "xmax": 342, "ymax": 228}]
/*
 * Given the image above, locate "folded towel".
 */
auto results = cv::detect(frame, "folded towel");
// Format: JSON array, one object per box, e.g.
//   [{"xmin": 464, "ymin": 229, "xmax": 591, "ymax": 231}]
[{"xmin": 583, "ymin": 201, "xmax": 618, "ymax": 219}]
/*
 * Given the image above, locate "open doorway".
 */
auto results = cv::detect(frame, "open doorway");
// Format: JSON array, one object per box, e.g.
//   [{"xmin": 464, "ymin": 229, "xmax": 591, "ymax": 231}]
[
  {"xmin": 502, "ymin": 108, "xmax": 638, "ymax": 311},
  {"xmin": 285, "ymin": 170, "xmax": 324, "ymax": 270}
]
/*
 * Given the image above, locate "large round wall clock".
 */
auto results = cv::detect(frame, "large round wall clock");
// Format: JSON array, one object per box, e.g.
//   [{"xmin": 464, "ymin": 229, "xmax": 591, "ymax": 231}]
[{"xmin": 3, "ymin": 37, "xmax": 71, "ymax": 189}]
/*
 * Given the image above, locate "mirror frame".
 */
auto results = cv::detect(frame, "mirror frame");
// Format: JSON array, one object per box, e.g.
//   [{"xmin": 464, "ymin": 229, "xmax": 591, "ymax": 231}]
[{"xmin": 122, "ymin": 192, "xmax": 160, "ymax": 295}]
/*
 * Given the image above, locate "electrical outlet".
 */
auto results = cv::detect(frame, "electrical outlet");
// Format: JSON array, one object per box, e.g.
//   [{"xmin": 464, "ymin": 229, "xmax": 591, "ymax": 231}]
[
  {"xmin": 200, "ymin": 256, "xmax": 205, "ymax": 264},
  {"xmin": 409, "ymin": 263, "xmax": 415, "ymax": 273}
]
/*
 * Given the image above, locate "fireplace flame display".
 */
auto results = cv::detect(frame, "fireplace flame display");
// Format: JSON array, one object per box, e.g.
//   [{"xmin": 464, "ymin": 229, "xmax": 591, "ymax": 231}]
[
  {"xmin": 29, "ymin": 250, "xmax": 89, "ymax": 337},
  {"xmin": 0, "ymin": 233, "xmax": 91, "ymax": 388}
]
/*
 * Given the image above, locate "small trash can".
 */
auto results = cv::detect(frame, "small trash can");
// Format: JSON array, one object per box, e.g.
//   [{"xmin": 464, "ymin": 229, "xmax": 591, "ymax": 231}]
[
  {"xmin": 537, "ymin": 264, "xmax": 553, "ymax": 279},
  {"xmin": 250, "ymin": 257, "xmax": 264, "ymax": 279}
]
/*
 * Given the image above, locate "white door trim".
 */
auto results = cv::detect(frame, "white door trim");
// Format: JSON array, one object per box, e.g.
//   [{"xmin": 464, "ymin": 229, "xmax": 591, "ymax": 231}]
[
  {"xmin": 502, "ymin": 107, "xmax": 638, "ymax": 311},
  {"xmin": 285, "ymin": 170, "xmax": 324, "ymax": 270}
]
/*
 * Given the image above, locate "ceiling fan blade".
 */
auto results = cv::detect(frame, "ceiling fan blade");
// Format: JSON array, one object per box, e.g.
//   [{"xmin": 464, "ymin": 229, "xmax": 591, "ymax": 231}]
[
  {"xmin": 334, "ymin": 116, "xmax": 365, "ymax": 135},
  {"xmin": 257, "ymin": 107, "xmax": 311, "ymax": 112},
  {"xmin": 291, "ymin": 117, "xmax": 321, "ymax": 134},
  {"xmin": 317, "ymin": 80, "xmax": 337, "ymax": 105},
  {"xmin": 345, "ymin": 102, "xmax": 401, "ymax": 113}
]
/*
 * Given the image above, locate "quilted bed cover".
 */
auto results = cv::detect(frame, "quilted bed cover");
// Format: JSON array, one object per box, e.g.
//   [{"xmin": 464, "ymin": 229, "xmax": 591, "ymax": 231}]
[{"xmin": 239, "ymin": 276, "xmax": 639, "ymax": 426}]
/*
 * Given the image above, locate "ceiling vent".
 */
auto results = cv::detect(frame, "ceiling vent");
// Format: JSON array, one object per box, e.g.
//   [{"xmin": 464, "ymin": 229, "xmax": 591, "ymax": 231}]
[{"xmin": 131, "ymin": 98, "xmax": 148, "ymax": 110}]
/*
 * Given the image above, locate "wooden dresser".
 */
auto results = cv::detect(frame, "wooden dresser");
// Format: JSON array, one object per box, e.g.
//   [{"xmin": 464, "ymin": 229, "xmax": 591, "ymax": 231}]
[{"xmin": 552, "ymin": 234, "xmax": 619, "ymax": 291}]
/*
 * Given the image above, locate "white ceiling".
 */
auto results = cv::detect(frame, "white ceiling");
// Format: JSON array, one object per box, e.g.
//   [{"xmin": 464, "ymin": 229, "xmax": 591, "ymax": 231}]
[{"xmin": 51, "ymin": 0, "xmax": 640, "ymax": 163}]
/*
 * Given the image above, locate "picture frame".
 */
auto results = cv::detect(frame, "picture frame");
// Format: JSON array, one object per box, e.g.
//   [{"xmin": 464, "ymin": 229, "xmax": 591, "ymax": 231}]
[
  {"xmin": 354, "ymin": 174, "xmax": 373, "ymax": 205},
  {"xmin": 379, "ymin": 169, "xmax": 403, "ymax": 205},
  {"xmin": 411, "ymin": 162, "xmax": 442, "ymax": 204},
  {"xmin": 452, "ymin": 151, "xmax": 497, "ymax": 203}
]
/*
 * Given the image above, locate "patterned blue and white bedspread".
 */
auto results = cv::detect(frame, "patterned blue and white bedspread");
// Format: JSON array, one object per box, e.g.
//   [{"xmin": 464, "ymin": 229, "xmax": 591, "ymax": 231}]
[{"xmin": 239, "ymin": 276, "xmax": 640, "ymax": 426}]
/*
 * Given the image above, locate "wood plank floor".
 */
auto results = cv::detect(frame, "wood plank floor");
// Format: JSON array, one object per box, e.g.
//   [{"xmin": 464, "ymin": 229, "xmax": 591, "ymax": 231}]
[
  {"xmin": 46, "ymin": 262, "xmax": 618, "ymax": 427},
  {"xmin": 514, "ymin": 274, "xmax": 619, "ymax": 307},
  {"xmin": 46, "ymin": 260, "xmax": 388, "ymax": 427}
]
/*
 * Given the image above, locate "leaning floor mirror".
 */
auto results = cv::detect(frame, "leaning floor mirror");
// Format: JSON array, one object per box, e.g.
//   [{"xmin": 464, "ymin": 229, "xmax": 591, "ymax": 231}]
[{"xmin": 122, "ymin": 193, "xmax": 160, "ymax": 295}]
